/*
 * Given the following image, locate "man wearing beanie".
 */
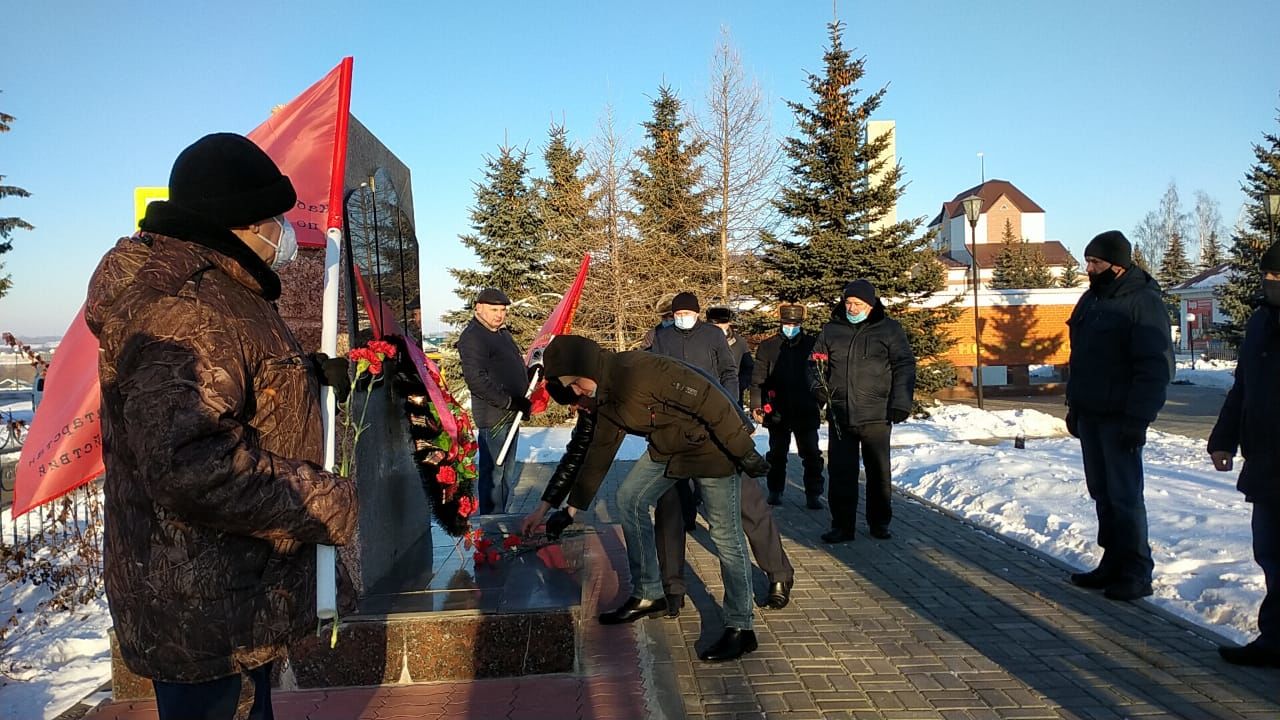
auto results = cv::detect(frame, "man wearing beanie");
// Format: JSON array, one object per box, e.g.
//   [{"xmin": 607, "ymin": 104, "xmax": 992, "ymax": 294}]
[
  {"xmin": 85, "ymin": 133, "xmax": 358, "ymax": 718},
  {"xmin": 1066, "ymin": 230, "xmax": 1173, "ymax": 602},
  {"xmin": 521, "ymin": 335, "xmax": 771, "ymax": 661},
  {"xmin": 751, "ymin": 303, "xmax": 826, "ymax": 509},
  {"xmin": 1209, "ymin": 241, "xmax": 1280, "ymax": 665},
  {"xmin": 456, "ymin": 286, "xmax": 529, "ymax": 514},
  {"xmin": 811, "ymin": 279, "xmax": 916, "ymax": 543},
  {"xmin": 707, "ymin": 306, "xmax": 756, "ymax": 406}
]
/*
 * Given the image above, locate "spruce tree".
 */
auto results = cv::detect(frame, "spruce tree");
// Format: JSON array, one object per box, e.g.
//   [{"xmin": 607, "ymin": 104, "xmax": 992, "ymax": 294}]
[
  {"xmin": 1217, "ymin": 109, "xmax": 1280, "ymax": 345},
  {"xmin": 761, "ymin": 21, "xmax": 957, "ymax": 398},
  {"xmin": 446, "ymin": 144, "xmax": 549, "ymax": 346},
  {"xmin": 1158, "ymin": 230, "xmax": 1194, "ymax": 290},
  {"xmin": 1058, "ymin": 253, "xmax": 1083, "ymax": 288},
  {"xmin": 990, "ymin": 220, "xmax": 1024, "ymax": 289},
  {"xmin": 629, "ymin": 86, "xmax": 717, "ymax": 295},
  {"xmin": 538, "ymin": 123, "xmax": 601, "ymax": 288},
  {"xmin": 1023, "ymin": 245, "xmax": 1055, "ymax": 288},
  {"xmin": 0, "ymin": 103, "xmax": 32, "ymax": 299}
]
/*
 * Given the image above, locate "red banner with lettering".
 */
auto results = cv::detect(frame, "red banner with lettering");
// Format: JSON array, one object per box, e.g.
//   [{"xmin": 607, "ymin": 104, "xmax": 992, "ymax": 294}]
[
  {"xmin": 526, "ymin": 254, "xmax": 591, "ymax": 414},
  {"xmin": 11, "ymin": 59, "xmax": 354, "ymax": 518}
]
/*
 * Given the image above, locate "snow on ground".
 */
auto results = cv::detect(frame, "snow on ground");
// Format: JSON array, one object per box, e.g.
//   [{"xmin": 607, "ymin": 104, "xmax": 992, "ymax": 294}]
[
  {"xmin": 1, "ymin": 401, "xmax": 1264, "ymax": 718},
  {"xmin": 1174, "ymin": 357, "xmax": 1236, "ymax": 390}
]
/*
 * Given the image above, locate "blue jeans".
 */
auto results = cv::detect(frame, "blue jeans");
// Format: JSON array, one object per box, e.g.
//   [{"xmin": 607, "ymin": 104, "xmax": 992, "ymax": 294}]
[
  {"xmin": 617, "ymin": 453, "xmax": 753, "ymax": 630},
  {"xmin": 153, "ymin": 663, "xmax": 273, "ymax": 720},
  {"xmin": 477, "ymin": 422, "xmax": 519, "ymax": 514},
  {"xmin": 1253, "ymin": 501, "xmax": 1280, "ymax": 648},
  {"xmin": 1078, "ymin": 415, "xmax": 1153, "ymax": 582}
]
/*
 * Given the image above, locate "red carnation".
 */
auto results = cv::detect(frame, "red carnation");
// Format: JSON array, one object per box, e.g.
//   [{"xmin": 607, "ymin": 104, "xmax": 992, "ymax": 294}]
[
  {"xmin": 475, "ymin": 537, "xmax": 493, "ymax": 552},
  {"xmin": 487, "ymin": 550, "xmax": 501, "ymax": 564},
  {"xmin": 810, "ymin": 352, "xmax": 829, "ymax": 362},
  {"xmin": 762, "ymin": 403, "xmax": 773, "ymax": 414},
  {"xmin": 368, "ymin": 340, "xmax": 397, "ymax": 359},
  {"xmin": 767, "ymin": 390, "xmax": 776, "ymax": 399},
  {"xmin": 502, "ymin": 536, "xmax": 521, "ymax": 550},
  {"xmin": 473, "ymin": 551, "xmax": 487, "ymax": 565}
]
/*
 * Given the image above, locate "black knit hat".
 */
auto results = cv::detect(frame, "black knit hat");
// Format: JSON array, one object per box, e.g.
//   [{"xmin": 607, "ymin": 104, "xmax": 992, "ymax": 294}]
[
  {"xmin": 1262, "ymin": 242, "xmax": 1280, "ymax": 273},
  {"xmin": 475, "ymin": 288, "xmax": 511, "ymax": 306},
  {"xmin": 544, "ymin": 335, "xmax": 605, "ymax": 381},
  {"xmin": 167, "ymin": 133, "xmax": 296, "ymax": 228},
  {"xmin": 779, "ymin": 304, "xmax": 805, "ymax": 323},
  {"xmin": 706, "ymin": 306, "xmax": 732, "ymax": 323},
  {"xmin": 1084, "ymin": 230, "xmax": 1132, "ymax": 268},
  {"xmin": 670, "ymin": 291, "xmax": 700, "ymax": 313},
  {"xmin": 842, "ymin": 279, "xmax": 877, "ymax": 306}
]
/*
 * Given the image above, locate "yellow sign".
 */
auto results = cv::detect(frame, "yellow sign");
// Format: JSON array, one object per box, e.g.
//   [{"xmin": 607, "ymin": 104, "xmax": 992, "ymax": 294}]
[{"xmin": 134, "ymin": 186, "xmax": 169, "ymax": 228}]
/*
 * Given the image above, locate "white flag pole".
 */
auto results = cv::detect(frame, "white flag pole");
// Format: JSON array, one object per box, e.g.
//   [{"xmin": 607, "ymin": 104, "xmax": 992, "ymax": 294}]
[{"xmin": 316, "ymin": 226, "xmax": 342, "ymax": 622}]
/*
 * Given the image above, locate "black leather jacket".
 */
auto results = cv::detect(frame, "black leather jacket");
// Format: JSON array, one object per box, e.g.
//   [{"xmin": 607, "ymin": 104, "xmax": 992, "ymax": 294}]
[{"xmin": 541, "ymin": 409, "xmax": 597, "ymax": 508}]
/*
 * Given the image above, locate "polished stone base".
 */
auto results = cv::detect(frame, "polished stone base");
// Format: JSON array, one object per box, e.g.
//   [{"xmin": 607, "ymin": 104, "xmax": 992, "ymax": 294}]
[{"xmin": 109, "ymin": 515, "xmax": 591, "ymax": 699}]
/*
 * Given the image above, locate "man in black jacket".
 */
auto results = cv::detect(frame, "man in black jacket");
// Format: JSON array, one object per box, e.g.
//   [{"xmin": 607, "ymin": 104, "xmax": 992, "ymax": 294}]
[
  {"xmin": 1209, "ymin": 241, "xmax": 1280, "ymax": 666},
  {"xmin": 751, "ymin": 304, "xmax": 825, "ymax": 509},
  {"xmin": 651, "ymin": 292, "xmax": 737, "ymax": 391},
  {"xmin": 1066, "ymin": 230, "xmax": 1173, "ymax": 602},
  {"xmin": 456, "ymin": 288, "xmax": 530, "ymax": 514},
  {"xmin": 811, "ymin": 280, "xmax": 916, "ymax": 543},
  {"xmin": 521, "ymin": 335, "xmax": 770, "ymax": 662},
  {"xmin": 707, "ymin": 306, "xmax": 755, "ymax": 407}
]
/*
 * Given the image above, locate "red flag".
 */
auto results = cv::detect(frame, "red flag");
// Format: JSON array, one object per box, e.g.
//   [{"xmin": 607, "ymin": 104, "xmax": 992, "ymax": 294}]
[
  {"xmin": 526, "ymin": 254, "xmax": 591, "ymax": 414},
  {"xmin": 11, "ymin": 59, "xmax": 354, "ymax": 518}
]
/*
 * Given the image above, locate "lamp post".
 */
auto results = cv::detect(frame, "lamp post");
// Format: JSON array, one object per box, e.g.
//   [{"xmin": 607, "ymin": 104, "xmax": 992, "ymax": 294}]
[
  {"xmin": 962, "ymin": 194, "xmax": 985, "ymax": 409},
  {"xmin": 1186, "ymin": 312, "xmax": 1197, "ymax": 370},
  {"xmin": 1265, "ymin": 191, "xmax": 1280, "ymax": 245}
]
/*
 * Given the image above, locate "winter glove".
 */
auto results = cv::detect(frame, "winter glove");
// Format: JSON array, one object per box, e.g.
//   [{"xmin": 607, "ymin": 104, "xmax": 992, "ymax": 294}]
[
  {"xmin": 739, "ymin": 449, "xmax": 771, "ymax": 478},
  {"xmin": 545, "ymin": 509, "xmax": 574, "ymax": 540},
  {"xmin": 889, "ymin": 408, "xmax": 910, "ymax": 424},
  {"xmin": 1120, "ymin": 418, "xmax": 1148, "ymax": 452},
  {"xmin": 310, "ymin": 353, "xmax": 351, "ymax": 404},
  {"xmin": 1065, "ymin": 409, "xmax": 1078, "ymax": 438},
  {"xmin": 509, "ymin": 395, "xmax": 533, "ymax": 420}
]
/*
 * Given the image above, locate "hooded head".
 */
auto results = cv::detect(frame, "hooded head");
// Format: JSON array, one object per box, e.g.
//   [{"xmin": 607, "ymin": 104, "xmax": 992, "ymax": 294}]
[{"xmin": 544, "ymin": 335, "xmax": 606, "ymax": 385}]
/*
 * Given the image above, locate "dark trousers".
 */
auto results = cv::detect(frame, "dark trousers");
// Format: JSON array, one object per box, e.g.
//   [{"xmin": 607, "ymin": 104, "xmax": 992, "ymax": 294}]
[
  {"xmin": 153, "ymin": 663, "xmax": 273, "ymax": 720},
  {"xmin": 655, "ymin": 474, "xmax": 793, "ymax": 595},
  {"xmin": 765, "ymin": 422, "xmax": 824, "ymax": 496},
  {"xmin": 827, "ymin": 422, "xmax": 892, "ymax": 532},
  {"xmin": 1254, "ymin": 500, "xmax": 1280, "ymax": 648},
  {"xmin": 1078, "ymin": 415, "xmax": 1153, "ymax": 583}
]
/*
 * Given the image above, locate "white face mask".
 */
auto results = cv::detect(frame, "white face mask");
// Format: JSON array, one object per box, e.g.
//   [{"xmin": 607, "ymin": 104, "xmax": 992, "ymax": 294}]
[
  {"xmin": 258, "ymin": 216, "xmax": 298, "ymax": 271},
  {"xmin": 674, "ymin": 315, "xmax": 696, "ymax": 330}
]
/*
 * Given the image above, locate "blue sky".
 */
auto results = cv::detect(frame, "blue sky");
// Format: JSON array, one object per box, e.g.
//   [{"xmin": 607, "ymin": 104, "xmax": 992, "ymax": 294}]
[{"xmin": 2, "ymin": 1, "xmax": 1278, "ymax": 337}]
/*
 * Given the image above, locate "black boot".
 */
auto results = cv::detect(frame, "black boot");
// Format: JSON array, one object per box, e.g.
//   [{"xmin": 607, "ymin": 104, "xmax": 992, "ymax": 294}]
[
  {"xmin": 664, "ymin": 593, "xmax": 685, "ymax": 618},
  {"xmin": 598, "ymin": 596, "xmax": 668, "ymax": 625},
  {"xmin": 1219, "ymin": 640, "xmax": 1280, "ymax": 667},
  {"xmin": 698, "ymin": 627, "xmax": 758, "ymax": 662},
  {"xmin": 805, "ymin": 494, "xmax": 823, "ymax": 510},
  {"xmin": 1103, "ymin": 577, "xmax": 1153, "ymax": 601},
  {"xmin": 821, "ymin": 527, "xmax": 856, "ymax": 543},
  {"xmin": 766, "ymin": 491, "xmax": 782, "ymax": 506},
  {"xmin": 764, "ymin": 580, "xmax": 793, "ymax": 609},
  {"xmin": 1069, "ymin": 566, "xmax": 1116, "ymax": 589},
  {"xmin": 869, "ymin": 526, "xmax": 892, "ymax": 540}
]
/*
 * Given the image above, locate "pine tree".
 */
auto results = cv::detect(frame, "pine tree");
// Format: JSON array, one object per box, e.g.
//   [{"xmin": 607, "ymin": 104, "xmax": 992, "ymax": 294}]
[
  {"xmin": 629, "ymin": 86, "xmax": 717, "ymax": 296},
  {"xmin": 1023, "ymin": 245, "xmax": 1056, "ymax": 288},
  {"xmin": 0, "ymin": 102, "xmax": 33, "ymax": 299},
  {"xmin": 1158, "ymin": 230, "xmax": 1194, "ymax": 290},
  {"xmin": 446, "ymin": 144, "xmax": 549, "ymax": 346},
  {"xmin": 761, "ymin": 21, "xmax": 958, "ymax": 397},
  {"xmin": 1058, "ymin": 253, "xmax": 1082, "ymax": 288},
  {"xmin": 1217, "ymin": 109, "xmax": 1280, "ymax": 345},
  {"xmin": 990, "ymin": 220, "xmax": 1024, "ymax": 289}
]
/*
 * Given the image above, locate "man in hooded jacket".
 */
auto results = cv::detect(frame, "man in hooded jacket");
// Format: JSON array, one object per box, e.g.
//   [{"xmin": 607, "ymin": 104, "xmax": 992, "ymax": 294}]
[
  {"xmin": 810, "ymin": 280, "xmax": 916, "ymax": 544},
  {"xmin": 751, "ymin": 303, "xmax": 825, "ymax": 508},
  {"xmin": 1209, "ymin": 240, "xmax": 1280, "ymax": 666},
  {"xmin": 85, "ymin": 133, "xmax": 358, "ymax": 719},
  {"xmin": 1066, "ymin": 230, "xmax": 1173, "ymax": 602},
  {"xmin": 522, "ymin": 335, "xmax": 770, "ymax": 662}
]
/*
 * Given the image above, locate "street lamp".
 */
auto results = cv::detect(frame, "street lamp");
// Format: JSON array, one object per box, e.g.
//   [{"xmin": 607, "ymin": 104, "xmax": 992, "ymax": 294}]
[
  {"xmin": 962, "ymin": 194, "xmax": 985, "ymax": 410},
  {"xmin": 1265, "ymin": 191, "xmax": 1280, "ymax": 245},
  {"xmin": 1186, "ymin": 312, "xmax": 1197, "ymax": 370}
]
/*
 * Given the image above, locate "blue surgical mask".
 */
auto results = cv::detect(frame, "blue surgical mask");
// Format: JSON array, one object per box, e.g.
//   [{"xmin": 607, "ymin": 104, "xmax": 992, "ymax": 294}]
[
  {"xmin": 258, "ymin": 215, "xmax": 298, "ymax": 271},
  {"xmin": 781, "ymin": 325, "xmax": 800, "ymax": 339},
  {"xmin": 660, "ymin": 318, "xmax": 674, "ymax": 328},
  {"xmin": 674, "ymin": 315, "xmax": 696, "ymax": 330},
  {"xmin": 846, "ymin": 310, "xmax": 868, "ymax": 324}
]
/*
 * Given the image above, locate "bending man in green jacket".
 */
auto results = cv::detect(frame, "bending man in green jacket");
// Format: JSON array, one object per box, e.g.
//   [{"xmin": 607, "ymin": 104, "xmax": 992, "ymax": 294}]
[{"xmin": 522, "ymin": 335, "xmax": 770, "ymax": 662}]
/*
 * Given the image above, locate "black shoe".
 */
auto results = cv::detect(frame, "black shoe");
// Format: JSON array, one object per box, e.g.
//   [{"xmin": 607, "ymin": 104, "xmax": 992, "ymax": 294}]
[
  {"xmin": 1069, "ymin": 566, "xmax": 1116, "ymax": 589},
  {"xmin": 821, "ymin": 528, "xmax": 856, "ymax": 543},
  {"xmin": 664, "ymin": 593, "xmax": 685, "ymax": 618},
  {"xmin": 1103, "ymin": 577, "xmax": 1153, "ymax": 601},
  {"xmin": 698, "ymin": 627, "xmax": 758, "ymax": 662},
  {"xmin": 764, "ymin": 580, "xmax": 793, "ymax": 609},
  {"xmin": 805, "ymin": 494, "xmax": 823, "ymax": 510},
  {"xmin": 766, "ymin": 491, "xmax": 782, "ymax": 506},
  {"xmin": 598, "ymin": 596, "xmax": 668, "ymax": 624},
  {"xmin": 870, "ymin": 526, "xmax": 892, "ymax": 540},
  {"xmin": 1219, "ymin": 640, "xmax": 1280, "ymax": 667}
]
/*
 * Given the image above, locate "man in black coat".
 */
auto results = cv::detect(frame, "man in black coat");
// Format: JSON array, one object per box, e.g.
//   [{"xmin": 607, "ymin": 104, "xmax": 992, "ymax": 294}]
[
  {"xmin": 1066, "ymin": 230, "xmax": 1174, "ymax": 602},
  {"xmin": 651, "ymin": 292, "xmax": 738, "ymax": 391},
  {"xmin": 1209, "ymin": 241, "xmax": 1280, "ymax": 666},
  {"xmin": 455, "ymin": 288, "xmax": 530, "ymax": 514},
  {"xmin": 810, "ymin": 280, "xmax": 916, "ymax": 543},
  {"xmin": 707, "ymin": 306, "xmax": 755, "ymax": 407},
  {"xmin": 751, "ymin": 303, "xmax": 825, "ymax": 509},
  {"xmin": 521, "ymin": 335, "xmax": 770, "ymax": 661}
]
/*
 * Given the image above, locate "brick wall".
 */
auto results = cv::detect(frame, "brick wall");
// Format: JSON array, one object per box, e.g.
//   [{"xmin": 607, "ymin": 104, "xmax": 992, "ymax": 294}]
[
  {"xmin": 983, "ymin": 193, "xmax": 1022, "ymax": 243},
  {"xmin": 939, "ymin": 302, "xmax": 1074, "ymax": 368}
]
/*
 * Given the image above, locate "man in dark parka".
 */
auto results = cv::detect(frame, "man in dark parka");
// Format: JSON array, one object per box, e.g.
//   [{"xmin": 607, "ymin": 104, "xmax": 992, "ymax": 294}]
[
  {"xmin": 751, "ymin": 303, "xmax": 825, "ymax": 508},
  {"xmin": 1209, "ymin": 241, "xmax": 1280, "ymax": 666},
  {"xmin": 1066, "ymin": 230, "xmax": 1173, "ymax": 602}
]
